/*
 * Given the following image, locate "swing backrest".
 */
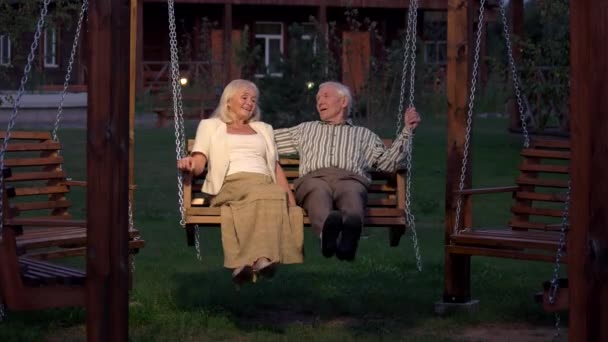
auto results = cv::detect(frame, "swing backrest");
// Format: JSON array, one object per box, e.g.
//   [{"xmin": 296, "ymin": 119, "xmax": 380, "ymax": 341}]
[
  {"xmin": 0, "ymin": 131, "xmax": 73, "ymax": 220},
  {"xmin": 508, "ymin": 137, "xmax": 571, "ymax": 232}
]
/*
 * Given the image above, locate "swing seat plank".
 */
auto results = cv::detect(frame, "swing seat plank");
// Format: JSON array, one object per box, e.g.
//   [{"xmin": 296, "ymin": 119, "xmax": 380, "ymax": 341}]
[
  {"xmin": 448, "ymin": 137, "xmax": 571, "ymax": 258},
  {"xmin": 183, "ymin": 138, "xmax": 409, "ymax": 247}
]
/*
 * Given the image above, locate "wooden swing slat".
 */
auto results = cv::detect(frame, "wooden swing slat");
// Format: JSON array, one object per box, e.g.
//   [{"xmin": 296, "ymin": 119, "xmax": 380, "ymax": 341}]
[
  {"xmin": 4, "ymin": 156, "xmax": 64, "ymax": 167},
  {"xmin": 451, "ymin": 229, "xmax": 560, "ymax": 251},
  {"xmin": 515, "ymin": 176, "xmax": 570, "ymax": 188},
  {"xmin": 6, "ymin": 217, "xmax": 85, "ymax": 227},
  {"xmin": 530, "ymin": 138, "xmax": 571, "ymax": 149},
  {"xmin": 515, "ymin": 191, "xmax": 566, "ymax": 203},
  {"xmin": 0, "ymin": 131, "xmax": 52, "ymax": 140},
  {"xmin": 520, "ymin": 148, "xmax": 571, "ymax": 160},
  {"xmin": 4, "ymin": 142, "xmax": 62, "ymax": 152},
  {"xmin": 447, "ymin": 245, "xmax": 559, "ymax": 263},
  {"xmin": 6, "ymin": 170, "xmax": 66, "ymax": 182},
  {"xmin": 511, "ymin": 204, "xmax": 565, "ymax": 218},
  {"xmin": 12, "ymin": 199, "xmax": 72, "ymax": 212},
  {"xmin": 518, "ymin": 164, "xmax": 569, "ymax": 174},
  {"xmin": 508, "ymin": 220, "xmax": 561, "ymax": 231},
  {"xmin": 13, "ymin": 185, "xmax": 70, "ymax": 197}
]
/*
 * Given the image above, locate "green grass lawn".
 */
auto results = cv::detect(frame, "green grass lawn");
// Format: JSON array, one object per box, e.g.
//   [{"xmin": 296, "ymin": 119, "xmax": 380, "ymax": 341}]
[{"xmin": 0, "ymin": 116, "xmax": 567, "ymax": 341}]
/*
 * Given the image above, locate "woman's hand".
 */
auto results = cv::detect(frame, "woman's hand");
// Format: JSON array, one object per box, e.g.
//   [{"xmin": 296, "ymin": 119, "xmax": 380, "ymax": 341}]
[
  {"xmin": 177, "ymin": 156, "xmax": 196, "ymax": 173},
  {"xmin": 287, "ymin": 193, "xmax": 297, "ymax": 207}
]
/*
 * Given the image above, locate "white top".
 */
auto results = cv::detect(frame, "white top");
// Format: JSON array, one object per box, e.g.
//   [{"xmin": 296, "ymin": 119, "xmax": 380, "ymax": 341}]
[
  {"xmin": 226, "ymin": 133, "xmax": 270, "ymax": 176},
  {"xmin": 191, "ymin": 118, "xmax": 278, "ymax": 195}
]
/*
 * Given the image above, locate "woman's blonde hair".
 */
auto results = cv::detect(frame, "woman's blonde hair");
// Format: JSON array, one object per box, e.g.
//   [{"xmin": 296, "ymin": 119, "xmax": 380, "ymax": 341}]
[{"xmin": 212, "ymin": 79, "xmax": 261, "ymax": 123}]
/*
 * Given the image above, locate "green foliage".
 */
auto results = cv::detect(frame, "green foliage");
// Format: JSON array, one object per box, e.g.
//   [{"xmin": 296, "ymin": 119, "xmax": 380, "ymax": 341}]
[
  {"xmin": 254, "ymin": 22, "xmax": 334, "ymax": 128},
  {"xmin": 520, "ymin": 0, "xmax": 570, "ymax": 132}
]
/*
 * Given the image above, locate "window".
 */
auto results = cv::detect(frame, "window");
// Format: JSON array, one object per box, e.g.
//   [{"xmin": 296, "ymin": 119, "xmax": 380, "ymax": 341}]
[
  {"xmin": 423, "ymin": 40, "xmax": 446, "ymax": 65},
  {"xmin": 44, "ymin": 28, "xmax": 58, "ymax": 68},
  {"xmin": 422, "ymin": 11, "xmax": 446, "ymax": 65},
  {"xmin": 0, "ymin": 35, "xmax": 10, "ymax": 66},
  {"xmin": 254, "ymin": 22, "xmax": 283, "ymax": 77}
]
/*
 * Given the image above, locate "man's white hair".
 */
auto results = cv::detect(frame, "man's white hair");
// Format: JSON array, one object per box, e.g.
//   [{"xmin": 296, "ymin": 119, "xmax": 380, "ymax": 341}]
[{"xmin": 319, "ymin": 81, "xmax": 353, "ymax": 118}]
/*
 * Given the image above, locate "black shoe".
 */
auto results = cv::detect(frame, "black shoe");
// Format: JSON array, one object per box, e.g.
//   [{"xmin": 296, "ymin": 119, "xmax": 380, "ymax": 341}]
[
  {"xmin": 336, "ymin": 216, "xmax": 362, "ymax": 261},
  {"xmin": 321, "ymin": 211, "xmax": 343, "ymax": 258}
]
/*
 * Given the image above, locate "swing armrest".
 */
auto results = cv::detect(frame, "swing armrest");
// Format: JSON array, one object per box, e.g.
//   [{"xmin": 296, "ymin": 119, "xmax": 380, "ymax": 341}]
[
  {"xmin": 61, "ymin": 180, "xmax": 138, "ymax": 190},
  {"xmin": 62, "ymin": 180, "xmax": 87, "ymax": 187},
  {"xmin": 455, "ymin": 186, "xmax": 519, "ymax": 196}
]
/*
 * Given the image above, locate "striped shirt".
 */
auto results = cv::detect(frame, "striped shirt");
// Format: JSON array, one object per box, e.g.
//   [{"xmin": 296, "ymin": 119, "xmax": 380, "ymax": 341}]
[{"xmin": 274, "ymin": 120, "xmax": 412, "ymax": 182}]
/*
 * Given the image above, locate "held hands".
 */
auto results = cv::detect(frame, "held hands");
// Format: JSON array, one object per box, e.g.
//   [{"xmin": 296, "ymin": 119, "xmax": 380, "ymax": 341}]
[
  {"xmin": 177, "ymin": 156, "xmax": 196, "ymax": 173},
  {"xmin": 404, "ymin": 107, "xmax": 421, "ymax": 132}
]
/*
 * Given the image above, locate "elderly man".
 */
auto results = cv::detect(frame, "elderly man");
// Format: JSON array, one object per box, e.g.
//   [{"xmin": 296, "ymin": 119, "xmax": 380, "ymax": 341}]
[{"xmin": 274, "ymin": 81, "xmax": 421, "ymax": 261}]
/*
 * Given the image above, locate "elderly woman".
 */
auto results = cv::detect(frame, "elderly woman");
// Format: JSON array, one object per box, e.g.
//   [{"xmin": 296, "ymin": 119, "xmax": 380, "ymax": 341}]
[{"xmin": 177, "ymin": 79, "xmax": 303, "ymax": 285}]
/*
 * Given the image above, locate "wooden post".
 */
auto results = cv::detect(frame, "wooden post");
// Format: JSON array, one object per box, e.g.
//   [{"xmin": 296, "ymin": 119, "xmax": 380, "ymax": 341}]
[
  {"xmin": 569, "ymin": 0, "xmax": 608, "ymax": 340},
  {"xmin": 86, "ymin": 0, "xmax": 130, "ymax": 340},
  {"xmin": 223, "ymin": 3, "xmax": 232, "ymax": 84},
  {"xmin": 443, "ymin": 0, "xmax": 473, "ymax": 304},
  {"xmin": 318, "ymin": 4, "xmax": 327, "ymax": 35},
  {"xmin": 508, "ymin": 0, "xmax": 523, "ymax": 132},
  {"xmin": 136, "ymin": 0, "xmax": 144, "ymax": 93}
]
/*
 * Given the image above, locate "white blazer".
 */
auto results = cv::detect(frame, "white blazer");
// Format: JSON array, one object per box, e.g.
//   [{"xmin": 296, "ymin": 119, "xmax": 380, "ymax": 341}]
[{"xmin": 191, "ymin": 117, "xmax": 278, "ymax": 195}]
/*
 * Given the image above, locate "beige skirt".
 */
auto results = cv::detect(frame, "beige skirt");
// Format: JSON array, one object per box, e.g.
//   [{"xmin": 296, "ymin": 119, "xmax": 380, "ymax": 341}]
[{"xmin": 211, "ymin": 172, "xmax": 304, "ymax": 269}]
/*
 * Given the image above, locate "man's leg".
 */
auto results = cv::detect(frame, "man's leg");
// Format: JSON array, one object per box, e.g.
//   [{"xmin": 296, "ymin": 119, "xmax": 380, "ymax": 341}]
[
  {"xmin": 332, "ymin": 178, "xmax": 367, "ymax": 261},
  {"xmin": 295, "ymin": 175, "xmax": 341, "ymax": 257}
]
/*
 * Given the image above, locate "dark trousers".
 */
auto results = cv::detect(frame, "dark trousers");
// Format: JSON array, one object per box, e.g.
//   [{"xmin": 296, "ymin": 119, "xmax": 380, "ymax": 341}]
[{"xmin": 294, "ymin": 168, "xmax": 368, "ymax": 237}]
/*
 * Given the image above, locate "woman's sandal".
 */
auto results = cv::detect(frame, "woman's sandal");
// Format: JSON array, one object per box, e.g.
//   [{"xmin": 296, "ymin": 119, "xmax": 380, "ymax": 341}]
[
  {"xmin": 253, "ymin": 258, "xmax": 277, "ymax": 279},
  {"xmin": 232, "ymin": 265, "xmax": 254, "ymax": 286}
]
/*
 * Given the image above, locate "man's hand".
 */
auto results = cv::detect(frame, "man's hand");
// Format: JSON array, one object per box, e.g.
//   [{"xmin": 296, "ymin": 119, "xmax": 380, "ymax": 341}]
[
  {"xmin": 404, "ymin": 106, "xmax": 421, "ymax": 132},
  {"xmin": 177, "ymin": 156, "xmax": 196, "ymax": 173}
]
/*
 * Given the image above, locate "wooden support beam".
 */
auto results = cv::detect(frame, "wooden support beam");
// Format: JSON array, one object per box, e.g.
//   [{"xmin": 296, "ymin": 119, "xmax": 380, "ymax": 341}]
[
  {"xmin": 318, "ymin": 4, "xmax": 327, "ymax": 36},
  {"xmin": 86, "ymin": 0, "xmax": 130, "ymax": 340},
  {"xmin": 443, "ymin": 0, "xmax": 473, "ymax": 304},
  {"xmin": 223, "ymin": 3, "xmax": 232, "ymax": 85},
  {"xmin": 569, "ymin": 0, "xmax": 608, "ymax": 340},
  {"xmin": 136, "ymin": 0, "xmax": 144, "ymax": 93},
  {"xmin": 508, "ymin": 0, "xmax": 524, "ymax": 131}
]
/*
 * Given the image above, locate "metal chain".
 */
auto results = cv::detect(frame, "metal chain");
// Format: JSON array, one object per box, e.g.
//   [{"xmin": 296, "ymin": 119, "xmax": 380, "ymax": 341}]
[
  {"xmin": 453, "ymin": 0, "xmax": 486, "ymax": 235},
  {"xmin": 129, "ymin": 200, "xmax": 138, "ymax": 272},
  {"xmin": 406, "ymin": 0, "xmax": 419, "ymax": 108},
  {"xmin": 167, "ymin": 0, "xmax": 186, "ymax": 225},
  {"xmin": 394, "ymin": 0, "xmax": 422, "ymax": 271},
  {"xmin": 547, "ymin": 179, "xmax": 571, "ymax": 340},
  {"xmin": 0, "ymin": 0, "xmax": 51, "ymax": 240},
  {"xmin": 0, "ymin": 301, "xmax": 5, "ymax": 321},
  {"xmin": 195, "ymin": 225, "xmax": 201, "ymax": 261},
  {"xmin": 167, "ymin": 0, "xmax": 201, "ymax": 260},
  {"xmin": 394, "ymin": 0, "xmax": 416, "ymax": 136},
  {"xmin": 52, "ymin": 0, "xmax": 88, "ymax": 142},
  {"xmin": 498, "ymin": 1, "xmax": 530, "ymax": 148}
]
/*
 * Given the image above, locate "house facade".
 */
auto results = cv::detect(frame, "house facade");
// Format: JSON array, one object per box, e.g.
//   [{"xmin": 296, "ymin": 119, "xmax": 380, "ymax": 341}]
[{"xmin": 2, "ymin": 1, "xmax": 456, "ymax": 94}]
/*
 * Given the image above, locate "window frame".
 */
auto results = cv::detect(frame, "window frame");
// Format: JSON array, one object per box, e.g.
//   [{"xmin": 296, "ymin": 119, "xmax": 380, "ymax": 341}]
[
  {"xmin": 423, "ymin": 40, "xmax": 447, "ymax": 65},
  {"xmin": 254, "ymin": 21, "xmax": 283, "ymax": 78},
  {"xmin": 44, "ymin": 27, "xmax": 59, "ymax": 68},
  {"xmin": 0, "ymin": 34, "xmax": 11, "ymax": 66}
]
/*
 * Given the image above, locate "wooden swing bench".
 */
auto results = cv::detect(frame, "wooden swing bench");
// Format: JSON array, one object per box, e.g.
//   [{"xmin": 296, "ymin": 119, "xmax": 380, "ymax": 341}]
[
  {"xmin": 182, "ymin": 139, "xmax": 409, "ymax": 246},
  {"xmin": 0, "ymin": 167, "xmax": 86, "ymax": 311},
  {"xmin": 0, "ymin": 131, "xmax": 144, "ymax": 261},
  {"xmin": 446, "ymin": 137, "xmax": 571, "ymax": 311}
]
